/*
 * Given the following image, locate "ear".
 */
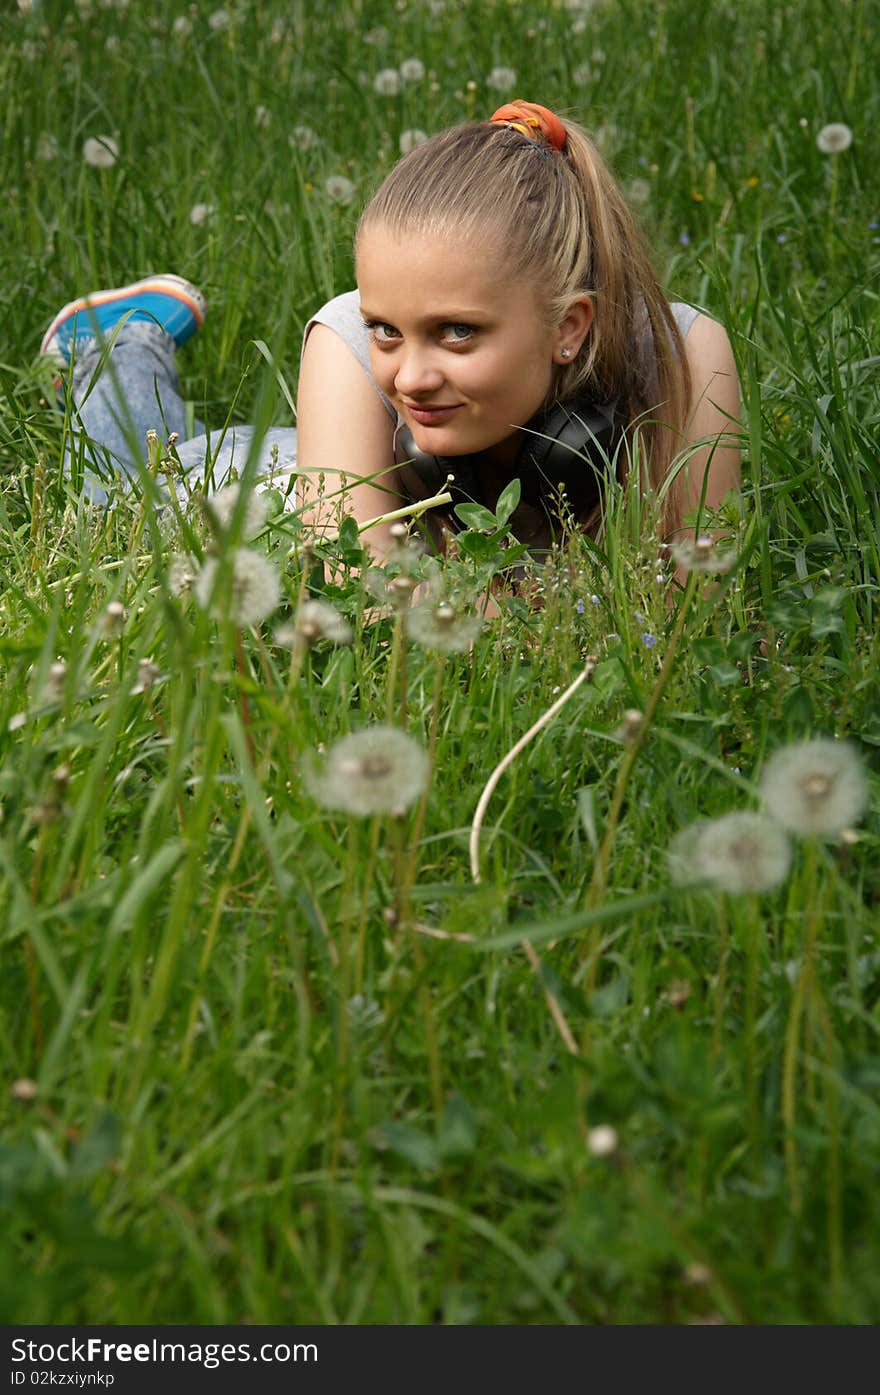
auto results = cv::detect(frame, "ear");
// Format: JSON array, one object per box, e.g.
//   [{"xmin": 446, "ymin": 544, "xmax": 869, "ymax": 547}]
[{"xmin": 553, "ymin": 296, "xmax": 594, "ymax": 364}]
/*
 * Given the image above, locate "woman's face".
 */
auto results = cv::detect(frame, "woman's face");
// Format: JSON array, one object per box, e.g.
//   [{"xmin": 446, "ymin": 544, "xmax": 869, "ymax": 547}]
[{"xmin": 356, "ymin": 226, "xmax": 562, "ymax": 463}]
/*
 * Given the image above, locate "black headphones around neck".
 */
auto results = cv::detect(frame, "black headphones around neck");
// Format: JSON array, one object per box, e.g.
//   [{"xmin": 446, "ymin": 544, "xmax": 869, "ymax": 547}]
[{"xmin": 393, "ymin": 396, "xmax": 619, "ymax": 528}]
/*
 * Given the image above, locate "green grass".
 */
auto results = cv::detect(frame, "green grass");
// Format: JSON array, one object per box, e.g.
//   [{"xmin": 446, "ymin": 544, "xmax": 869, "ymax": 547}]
[{"xmin": 1, "ymin": 0, "xmax": 879, "ymax": 1325}]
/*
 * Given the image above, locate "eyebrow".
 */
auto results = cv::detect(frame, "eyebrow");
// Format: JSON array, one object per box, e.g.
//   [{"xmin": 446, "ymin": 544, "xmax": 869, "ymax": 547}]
[{"xmin": 358, "ymin": 306, "xmax": 490, "ymax": 324}]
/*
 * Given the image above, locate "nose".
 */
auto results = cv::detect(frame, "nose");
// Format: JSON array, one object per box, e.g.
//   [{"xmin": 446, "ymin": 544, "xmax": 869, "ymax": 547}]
[{"xmin": 393, "ymin": 343, "xmax": 445, "ymax": 398}]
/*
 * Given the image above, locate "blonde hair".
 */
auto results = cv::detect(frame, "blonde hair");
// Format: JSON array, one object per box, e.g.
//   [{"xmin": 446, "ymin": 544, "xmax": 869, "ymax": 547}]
[{"xmin": 357, "ymin": 116, "xmax": 692, "ymax": 537}]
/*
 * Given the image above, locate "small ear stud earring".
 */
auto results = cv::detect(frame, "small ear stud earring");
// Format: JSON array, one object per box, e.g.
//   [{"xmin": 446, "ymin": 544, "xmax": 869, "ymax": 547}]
[{"xmin": 560, "ymin": 347, "xmax": 571, "ymax": 360}]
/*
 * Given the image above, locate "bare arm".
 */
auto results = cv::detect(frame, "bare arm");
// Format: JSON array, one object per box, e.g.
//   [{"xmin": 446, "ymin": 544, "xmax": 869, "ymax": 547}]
[
  {"xmin": 295, "ymin": 322, "xmax": 403, "ymax": 562},
  {"xmin": 678, "ymin": 312, "xmax": 742, "ymax": 527}
]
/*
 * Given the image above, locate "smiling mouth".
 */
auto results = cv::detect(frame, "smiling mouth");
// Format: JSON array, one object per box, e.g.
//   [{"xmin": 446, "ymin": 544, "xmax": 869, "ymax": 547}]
[{"xmin": 404, "ymin": 402, "xmax": 463, "ymax": 424}]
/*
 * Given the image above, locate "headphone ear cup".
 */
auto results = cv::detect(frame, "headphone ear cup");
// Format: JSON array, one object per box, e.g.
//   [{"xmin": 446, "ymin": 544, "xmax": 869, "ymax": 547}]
[
  {"xmin": 517, "ymin": 398, "xmax": 617, "ymax": 514},
  {"xmin": 393, "ymin": 424, "xmax": 480, "ymax": 508}
]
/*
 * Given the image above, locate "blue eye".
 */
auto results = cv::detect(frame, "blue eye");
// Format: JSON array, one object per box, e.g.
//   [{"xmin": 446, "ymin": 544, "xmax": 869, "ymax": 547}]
[
  {"xmin": 440, "ymin": 323, "xmax": 475, "ymax": 344},
  {"xmin": 365, "ymin": 321, "xmax": 401, "ymax": 344}
]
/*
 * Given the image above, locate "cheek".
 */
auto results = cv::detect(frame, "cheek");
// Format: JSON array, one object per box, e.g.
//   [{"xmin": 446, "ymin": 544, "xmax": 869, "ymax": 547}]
[{"xmin": 368, "ymin": 349, "xmax": 392, "ymax": 391}]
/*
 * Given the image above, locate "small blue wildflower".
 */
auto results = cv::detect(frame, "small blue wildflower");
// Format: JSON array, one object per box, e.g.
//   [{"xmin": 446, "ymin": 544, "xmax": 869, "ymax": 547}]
[
  {"xmin": 576, "ymin": 598, "xmax": 586, "ymax": 614},
  {"xmin": 868, "ymin": 220, "xmax": 878, "ymax": 230},
  {"xmin": 634, "ymin": 610, "xmax": 645, "ymax": 623},
  {"xmin": 590, "ymin": 594, "xmax": 600, "ymax": 606},
  {"xmin": 641, "ymin": 632, "xmax": 658, "ymax": 649},
  {"xmin": 777, "ymin": 233, "xmax": 787, "ymax": 243},
  {"xmin": 679, "ymin": 232, "xmax": 690, "ymax": 246}
]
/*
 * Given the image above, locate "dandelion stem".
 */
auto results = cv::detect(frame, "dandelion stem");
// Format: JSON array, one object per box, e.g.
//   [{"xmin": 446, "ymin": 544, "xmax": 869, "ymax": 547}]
[
  {"xmin": 581, "ymin": 572, "xmax": 698, "ymax": 989},
  {"xmin": 352, "ymin": 491, "xmax": 454, "ymax": 537},
  {"xmin": 711, "ymin": 895, "xmax": 729, "ymax": 1063},
  {"xmin": 468, "ymin": 668, "xmax": 587, "ymax": 1057},
  {"xmin": 470, "ymin": 662, "xmax": 595, "ymax": 882},
  {"xmin": 744, "ymin": 897, "xmax": 763, "ymax": 1164}
]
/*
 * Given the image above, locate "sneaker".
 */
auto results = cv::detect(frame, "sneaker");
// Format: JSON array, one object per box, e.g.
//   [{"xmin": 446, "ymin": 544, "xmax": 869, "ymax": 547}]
[{"xmin": 41, "ymin": 273, "xmax": 207, "ymax": 365}]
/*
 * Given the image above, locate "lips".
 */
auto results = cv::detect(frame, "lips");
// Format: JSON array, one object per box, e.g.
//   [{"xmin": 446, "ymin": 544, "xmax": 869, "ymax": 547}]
[{"xmin": 404, "ymin": 402, "xmax": 462, "ymax": 427}]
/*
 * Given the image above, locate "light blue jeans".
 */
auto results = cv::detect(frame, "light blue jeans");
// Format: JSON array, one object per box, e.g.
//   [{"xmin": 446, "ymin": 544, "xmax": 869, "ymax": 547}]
[{"xmin": 68, "ymin": 322, "xmax": 298, "ymax": 504}]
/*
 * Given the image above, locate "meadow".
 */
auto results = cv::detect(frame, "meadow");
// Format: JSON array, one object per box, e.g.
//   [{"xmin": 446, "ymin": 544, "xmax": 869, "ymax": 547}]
[{"xmin": 1, "ymin": 0, "xmax": 878, "ymax": 1325}]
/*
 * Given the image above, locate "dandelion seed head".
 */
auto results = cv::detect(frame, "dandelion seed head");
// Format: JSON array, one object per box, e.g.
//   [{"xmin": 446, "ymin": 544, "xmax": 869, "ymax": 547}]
[
  {"xmin": 399, "ymin": 128, "xmax": 429, "ymax": 155},
  {"xmin": 36, "ymin": 132, "xmax": 59, "ymax": 162},
  {"xmin": 670, "ymin": 811, "xmax": 792, "ymax": 895},
  {"xmin": 203, "ymin": 483, "xmax": 269, "ymax": 539},
  {"xmin": 615, "ymin": 708, "xmax": 644, "ymax": 744},
  {"xmin": 100, "ymin": 600, "xmax": 126, "ymax": 636},
  {"xmin": 669, "ymin": 536, "xmax": 737, "ymax": 575},
  {"xmin": 406, "ymin": 598, "xmax": 482, "ymax": 653},
  {"xmin": 586, "ymin": 1124, "xmax": 618, "ymax": 1157},
  {"xmin": 83, "ymin": 134, "xmax": 119, "ymax": 168},
  {"xmin": 11, "ymin": 1079, "xmax": 38, "ymax": 1102},
  {"xmin": 195, "ymin": 548, "xmax": 281, "ymax": 627},
  {"xmin": 168, "ymin": 554, "xmax": 199, "ymax": 597},
  {"xmin": 130, "ymin": 658, "xmax": 161, "ymax": 695},
  {"xmin": 208, "ymin": 8, "xmax": 230, "ymax": 31},
  {"xmin": 373, "ymin": 67, "xmax": 401, "ymax": 96},
  {"xmin": 816, "ymin": 123, "xmax": 853, "ymax": 155},
  {"xmin": 399, "ymin": 57, "xmax": 425, "ymax": 82},
  {"xmin": 289, "ymin": 599, "xmax": 353, "ymax": 647},
  {"xmin": 325, "ymin": 174, "xmax": 356, "ymax": 205},
  {"xmin": 190, "ymin": 202, "xmax": 215, "ymax": 226},
  {"xmin": 486, "ymin": 65, "xmax": 517, "ymax": 91},
  {"xmin": 289, "ymin": 124, "xmax": 318, "ymax": 151},
  {"xmin": 40, "ymin": 660, "xmax": 68, "ymax": 705},
  {"xmin": 759, "ymin": 738, "xmax": 868, "ymax": 836},
  {"xmin": 305, "ymin": 725, "xmax": 429, "ymax": 817}
]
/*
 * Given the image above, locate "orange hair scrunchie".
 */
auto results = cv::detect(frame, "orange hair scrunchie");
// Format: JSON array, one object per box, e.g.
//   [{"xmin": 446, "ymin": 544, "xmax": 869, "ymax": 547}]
[{"xmin": 489, "ymin": 100, "xmax": 567, "ymax": 152}]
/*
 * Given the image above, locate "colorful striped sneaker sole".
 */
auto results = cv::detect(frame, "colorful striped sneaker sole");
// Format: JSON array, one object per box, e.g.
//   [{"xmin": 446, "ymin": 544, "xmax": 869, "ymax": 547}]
[{"xmin": 41, "ymin": 274, "xmax": 207, "ymax": 364}]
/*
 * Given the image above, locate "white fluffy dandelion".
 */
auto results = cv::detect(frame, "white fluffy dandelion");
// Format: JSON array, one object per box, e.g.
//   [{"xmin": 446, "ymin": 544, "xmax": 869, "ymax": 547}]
[
  {"xmin": 195, "ymin": 548, "xmax": 281, "ymax": 627},
  {"xmin": 189, "ymin": 202, "xmax": 215, "ymax": 227},
  {"xmin": 669, "ymin": 812, "xmax": 792, "ymax": 894},
  {"xmin": 289, "ymin": 124, "xmax": 318, "ymax": 152},
  {"xmin": 40, "ymin": 660, "xmax": 68, "ymax": 705},
  {"xmin": 83, "ymin": 134, "xmax": 119, "ymax": 168},
  {"xmin": 406, "ymin": 598, "xmax": 482, "ymax": 653},
  {"xmin": 627, "ymin": 177, "xmax": 651, "ymax": 206},
  {"xmin": 399, "ymin": 128, "xmax": 429, "ymax": 155},
  {"xmin": 167, "ymin": 554, "xmax": 199, "ymax": 597},
  {"xmin": 486, "ymin": 66, "xmax": 517, "ymax": 91},
  {"xmin": 278, "ymin": 599, "xmax": 353, "ymax": 648},
  {"xmin": 816, "ymin": 123, "xmax": 853, "ymax": 155},
  {"xmin": 373, "ymin": 67, "xmax": 401, "ymax": 96},
  {"xmin": 305, "ymin": 725, "xmax": 429, "ymax": 817},
  {"xmin": 325, "ymin": 175, "xmax": 356, "ymax": 205},
  {"xmin": 759, "ymin": 738, "xmax": 868, "ymax": 837},
  {"xmin": 586, "ymin": 1124, "xmax": 618, "ymax": 1158},
  {"xmin": 668, "ymin": 535, "xmax": 738, "ymax": 575},
  {"xmin": 36, "ymin": 132, "xmax": 59, "ymax": 162},
  {"xmin": 208, "ymin": 8, "xmax": 230, "ymax": 31},
  {"xmin": 399, "ymin": 57, "xmax": 425, "ymax": 82},
  {"xmin": 203, "ymin": 483, "xmax": 269, "ymax": 539},
  {"xmin": 130, "ymin": 659, "xmax": 161, "ymax": 695}
]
